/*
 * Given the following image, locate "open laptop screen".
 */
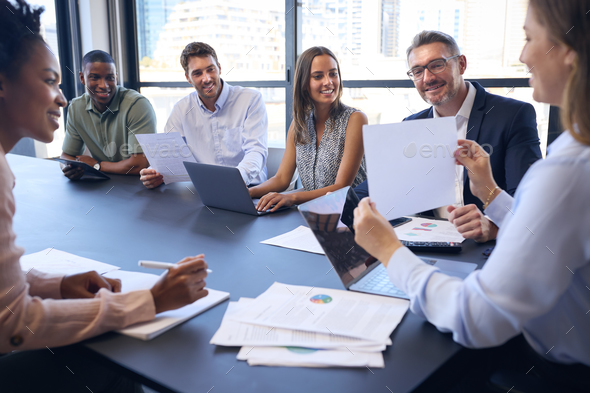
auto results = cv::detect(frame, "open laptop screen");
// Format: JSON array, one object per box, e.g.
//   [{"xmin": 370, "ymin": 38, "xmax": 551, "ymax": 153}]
[{"xmin": 298, "ymin": 187, "xmax": 379, "ymax": 287}]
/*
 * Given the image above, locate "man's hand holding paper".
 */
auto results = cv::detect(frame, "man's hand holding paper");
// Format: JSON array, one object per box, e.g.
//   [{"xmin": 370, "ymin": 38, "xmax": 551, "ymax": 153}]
[{"xmin": 136, "ymin": 132, "xmax": 197, "ymax": 185}]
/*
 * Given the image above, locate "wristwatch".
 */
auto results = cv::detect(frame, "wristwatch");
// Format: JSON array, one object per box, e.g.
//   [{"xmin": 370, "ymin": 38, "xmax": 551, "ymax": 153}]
[{"xmin": 93, "ymin": 161, "xmax": 101, "ymax": 171}]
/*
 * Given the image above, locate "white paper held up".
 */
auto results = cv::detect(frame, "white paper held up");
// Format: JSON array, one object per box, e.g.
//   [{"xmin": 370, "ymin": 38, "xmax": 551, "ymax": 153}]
[
  {"xmin": 363, "ymin": 117, "xmax": 458, "ymax": 220},
  {"xmin": 135, "ymin": 132, "xmax": 197, "ymax": 184}
]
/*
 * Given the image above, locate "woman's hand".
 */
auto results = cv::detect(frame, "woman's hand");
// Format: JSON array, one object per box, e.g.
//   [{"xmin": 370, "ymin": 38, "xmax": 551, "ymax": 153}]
[
  {"xmin": 454, "ymin": 139, "xmax": 498, "ymax": 201},
  {"xmin": 353, "ymin": 198, "xmax": 403, "ymax": 266},
  {"xmin": 256, "ymin": 192, "xmax": 296, "ymax": 212},
  {"xmin": 60, "ymin": 271, "xmax": 122, "ymax": 299},
  {"xmin": 149, "ymin": 255, "xmax": 209, "ymax": 314}
]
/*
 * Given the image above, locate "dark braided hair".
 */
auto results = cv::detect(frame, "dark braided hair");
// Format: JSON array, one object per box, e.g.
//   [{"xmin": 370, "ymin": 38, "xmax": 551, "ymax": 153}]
[{"xmin": 0, "ymin": 0, "xmax": 46, "ymax": 78}]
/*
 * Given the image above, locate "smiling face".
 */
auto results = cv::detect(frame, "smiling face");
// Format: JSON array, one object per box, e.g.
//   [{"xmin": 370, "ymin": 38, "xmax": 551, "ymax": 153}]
[
  {"xmin": 0, "ymin": 42, "xmax": 67, "ymax": 146},
  {"xmin": 185, "ymin": 55, "xmax": 222, "ymax": 103},
  {"xmin": 519, "ymin": 6, "xmax": 573, "ymax": 106},
  {"xmin": 408, "ymin": 42, "xmax": 466, "ymax": 108},
  {"xmin": 308, "ymin": 54, "xmax": 340, "ymax": 108},
  {"xmin": 80, "ymin": 61, "xmax": 117, "ymax": 113}
]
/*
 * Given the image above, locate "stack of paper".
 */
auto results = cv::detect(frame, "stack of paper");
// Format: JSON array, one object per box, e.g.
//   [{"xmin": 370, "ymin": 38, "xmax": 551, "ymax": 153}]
[{"xmin": 211, "ymin": 282, "xmax": 409, "ymax": 368}]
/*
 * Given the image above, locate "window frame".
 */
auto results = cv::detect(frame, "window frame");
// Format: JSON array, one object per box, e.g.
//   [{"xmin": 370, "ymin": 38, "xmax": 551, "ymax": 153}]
[{"xmin": 55, "ymin": 0, "xmax": 83, "ymax": 106}]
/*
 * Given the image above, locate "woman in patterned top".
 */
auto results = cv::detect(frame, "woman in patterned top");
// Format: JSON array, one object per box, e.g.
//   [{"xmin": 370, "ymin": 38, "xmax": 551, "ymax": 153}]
[{"xmin": 249, "ymin": 46, "xmax": 368, "ymax": 212}]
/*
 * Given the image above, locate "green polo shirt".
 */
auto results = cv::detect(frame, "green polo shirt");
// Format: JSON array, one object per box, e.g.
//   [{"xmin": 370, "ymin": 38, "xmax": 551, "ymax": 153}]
[{"xmin": 62, "ymin": 86, "xmax": 156, "ymax": 162}]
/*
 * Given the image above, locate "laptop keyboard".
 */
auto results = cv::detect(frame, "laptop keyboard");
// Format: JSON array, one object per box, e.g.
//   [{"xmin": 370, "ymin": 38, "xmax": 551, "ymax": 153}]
[
  {"xmin": 352, "ymin": 259, "xmax": 436, "ymax": 299},
  {"xmin": 351, "ymin": 264, "xmax": 409, "ymax": 299}
]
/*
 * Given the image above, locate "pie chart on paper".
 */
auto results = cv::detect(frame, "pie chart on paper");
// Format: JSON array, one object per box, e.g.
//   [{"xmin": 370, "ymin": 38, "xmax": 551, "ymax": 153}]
[
  {"xmin": 310, "ymin": 294, "xmax": 333, "ymax": 304},
  {"xmin": 421, "ymin": 223, "xmax": 438, "ymax": 228}
]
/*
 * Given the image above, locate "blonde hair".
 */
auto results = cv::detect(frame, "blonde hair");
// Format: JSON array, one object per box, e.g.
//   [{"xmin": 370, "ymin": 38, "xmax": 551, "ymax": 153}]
[{"xmin": 529, "ymin": 0, "xmax": 590, "ymax": 145}]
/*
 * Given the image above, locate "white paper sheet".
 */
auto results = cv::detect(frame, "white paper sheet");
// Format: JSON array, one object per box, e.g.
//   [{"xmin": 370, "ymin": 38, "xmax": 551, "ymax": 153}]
[
  {"xmin": 229, "ymin": 282, "xmax": 409, "ymax": 343},
  {"xmin": 363, "ymin": 117, "xmax": 458, "ymax": 219},
  {"xmin": 211, "ymin": 300, "xmax": 390, "ymax": 350},
  {"xmin": 20, "ymin": 248, "xmax": 120, "ymax": 275},
  {"xmin": 135, "ymin": 132, "xmax": 197, "ymax": 184},
  {"xmin": 260, "ymin": 226, "xmax": 324, "ymax": 255},
  {"xmin": 104, "ymin": 270, "xmax": 230, "ymax": 340},
  {"xmin": 394, "ymin": 217, "xmax": 465, "ymax": 243},
  {"xmin": 237, "ymin": 346, "xmax": 384, "ymax": 368}
]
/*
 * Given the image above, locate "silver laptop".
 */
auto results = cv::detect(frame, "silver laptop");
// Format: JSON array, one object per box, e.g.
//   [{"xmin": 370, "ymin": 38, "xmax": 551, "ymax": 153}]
[
  {"xmin": 183, "ymin": 161, "xmax": 291, "ymax": 216},
  {"xmin": 298, "ymin": 187, "xmax": 477, "ymax": 300}
]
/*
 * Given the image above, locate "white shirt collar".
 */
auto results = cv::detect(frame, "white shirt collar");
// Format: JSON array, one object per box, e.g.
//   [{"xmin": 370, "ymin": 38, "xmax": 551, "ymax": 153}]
[
  {"xmin": 547, "ymin": 131, "xmax": 575, "ymax": 156},
  {"xmin": 433, "ymin": 81, "xmax": 476, "ymax": 119},
  {"xmin": 195, "ymin": 79, "xmax": 229, "ymax": 113}
]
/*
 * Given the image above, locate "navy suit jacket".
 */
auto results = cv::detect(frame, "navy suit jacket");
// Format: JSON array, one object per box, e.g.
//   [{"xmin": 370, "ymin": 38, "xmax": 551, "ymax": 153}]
[{"xmin": 354, "ymin": 81, "xmax": 542, "ymax": 212}]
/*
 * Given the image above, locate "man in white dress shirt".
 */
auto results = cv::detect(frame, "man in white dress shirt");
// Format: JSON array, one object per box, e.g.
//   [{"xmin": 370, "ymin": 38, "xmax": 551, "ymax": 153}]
[{"xmin": 140, "ymin": 42, "xmax": 268, "ymax": 188}]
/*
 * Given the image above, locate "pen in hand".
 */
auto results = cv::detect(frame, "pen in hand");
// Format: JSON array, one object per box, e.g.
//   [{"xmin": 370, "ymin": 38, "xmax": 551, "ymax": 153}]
[{"xmin": 139, "ymin": 260, "xmax": 213, "ymax": 273}]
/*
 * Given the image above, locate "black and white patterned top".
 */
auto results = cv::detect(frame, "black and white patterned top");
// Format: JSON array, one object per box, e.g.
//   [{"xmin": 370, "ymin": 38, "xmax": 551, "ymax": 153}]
[{"xmin": 295, "ymin": 105, "xmax": 367, "ymax": 191}]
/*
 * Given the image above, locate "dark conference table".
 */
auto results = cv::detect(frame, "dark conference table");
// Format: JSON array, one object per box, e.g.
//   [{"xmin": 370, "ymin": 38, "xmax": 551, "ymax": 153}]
[{"xmin": 9, "ymin": 154, "xmax": 490, "ymax": 393}]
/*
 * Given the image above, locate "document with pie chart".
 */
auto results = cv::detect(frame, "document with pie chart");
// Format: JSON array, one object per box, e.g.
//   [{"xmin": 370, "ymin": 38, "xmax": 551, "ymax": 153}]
[
  {"xmin": 363, "ymin": 117, "xmax": 457, "ymax": 220},
  {"xmin": 228, "ymin": 282, "xmax": 409, "ymax": 343},
  {"xmin": 393, "ymin": 216, "xmax": 465, "ymax": 243}
]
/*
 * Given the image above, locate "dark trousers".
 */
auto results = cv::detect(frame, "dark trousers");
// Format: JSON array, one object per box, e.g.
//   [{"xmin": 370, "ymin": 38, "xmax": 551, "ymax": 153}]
[
  {"xmin": 446, "ymin": 335, "xmax": 590, "ymax": 393},
  {"xmin": 513, "ymin": 336, "xmax": 590, "ymax": 392},
  {"xmin": 0, "ymin": 345, "xmax": 143, "ymax": 393}
]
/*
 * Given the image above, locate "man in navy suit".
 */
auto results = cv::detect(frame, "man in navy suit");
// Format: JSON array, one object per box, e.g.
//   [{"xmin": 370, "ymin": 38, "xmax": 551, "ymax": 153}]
[{"xmin": 355, "ymin": 31, "xmax": 542, "ymax": 242}]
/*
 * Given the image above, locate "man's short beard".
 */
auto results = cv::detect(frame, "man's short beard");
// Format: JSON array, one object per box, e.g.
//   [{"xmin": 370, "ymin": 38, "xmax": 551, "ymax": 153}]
[{"xmin": 425, "ymin": 85, "xmax": 459, "ymax": 107}]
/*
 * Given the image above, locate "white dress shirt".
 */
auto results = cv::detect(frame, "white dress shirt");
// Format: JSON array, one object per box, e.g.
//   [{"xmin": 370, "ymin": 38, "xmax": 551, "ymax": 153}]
[
  {"xmin": 386, "ymin": 131, "xmax": 590, "ymax": 366},
  {"xmin": 433, "ymin": 81, "xmax": 477, "ymax": 218},
  {"xmin": 165, "ymin": 80, "xmax": 268, "ymax": 185}
]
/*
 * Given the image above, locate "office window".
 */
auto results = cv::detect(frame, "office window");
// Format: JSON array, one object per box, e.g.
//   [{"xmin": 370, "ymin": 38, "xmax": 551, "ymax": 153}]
[
  {"xmin": 302, "ymin": 0, "xmax": 529, "ymax": 80},
  {"xmin": 136, "ymin": 0, "xmax": 286, "ymax": 83},
  {"xmin": 130, "ymin": 0, "xmax": 554, "ymax": 149}
]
